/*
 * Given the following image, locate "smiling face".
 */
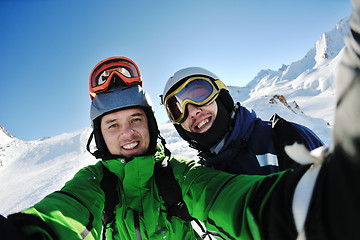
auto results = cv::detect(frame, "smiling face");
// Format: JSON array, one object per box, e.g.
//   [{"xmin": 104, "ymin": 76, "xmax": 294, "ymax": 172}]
[
  {"xmin": 180, "ymin": 101, "xmax": 218, "ymax": 133},
  {"xmin": 101, "ymin": 108, "xmax": 150, "ymax": 158}
]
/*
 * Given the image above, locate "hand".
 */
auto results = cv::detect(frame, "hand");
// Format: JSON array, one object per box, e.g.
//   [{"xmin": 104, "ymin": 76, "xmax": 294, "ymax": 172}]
[{"xmin": 0, "ymin": 214, "xmax": 29, "ymax": 240}]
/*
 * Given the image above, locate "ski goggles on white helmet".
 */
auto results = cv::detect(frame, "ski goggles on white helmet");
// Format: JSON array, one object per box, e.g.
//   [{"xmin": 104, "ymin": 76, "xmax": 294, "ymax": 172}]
[
  {"xmin": 89, "ymin": 57, "xmax": 142, "ymax": 100},
  {"xmin": 163, "ymin": 76, "xmax": 228, "ymax": 124}
]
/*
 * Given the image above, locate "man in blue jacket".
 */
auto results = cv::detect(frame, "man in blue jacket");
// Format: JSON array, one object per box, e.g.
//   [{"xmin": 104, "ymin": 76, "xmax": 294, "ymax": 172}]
[
  {"xmin": 174, "ymin": 2, "xmax": 360, "ymax": 238},
  {"xmin": 161, "ymin": 67, "xmax": 324, "ymax": 174}
]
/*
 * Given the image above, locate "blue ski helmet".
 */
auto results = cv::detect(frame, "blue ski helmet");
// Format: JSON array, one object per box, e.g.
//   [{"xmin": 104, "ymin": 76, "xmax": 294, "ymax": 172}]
[{"xmin": 88, "ymin": 85, "xmax": 159, "ymax": 159}]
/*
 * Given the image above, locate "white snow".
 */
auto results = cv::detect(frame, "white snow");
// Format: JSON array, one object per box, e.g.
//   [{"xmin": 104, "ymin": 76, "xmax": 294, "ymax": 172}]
[{"xmin": 0, "ymin": 16, "xmax": 349, "ymax": 223}]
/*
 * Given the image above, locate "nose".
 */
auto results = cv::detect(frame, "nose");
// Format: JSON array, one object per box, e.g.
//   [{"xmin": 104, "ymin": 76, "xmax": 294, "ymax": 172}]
[
  {"xmin": 187, "ymin": 104, "xmax": 201, "ymax": 119},
  {"xmin": 120, "ymin": 123, "xmax": 134, "ymax": 137}
]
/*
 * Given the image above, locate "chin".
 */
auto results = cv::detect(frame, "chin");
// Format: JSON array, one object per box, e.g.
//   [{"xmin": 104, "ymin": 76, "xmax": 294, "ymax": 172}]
[{"xmin": 122, "ymin": 149, "xmax": 148, "ymax": 158}]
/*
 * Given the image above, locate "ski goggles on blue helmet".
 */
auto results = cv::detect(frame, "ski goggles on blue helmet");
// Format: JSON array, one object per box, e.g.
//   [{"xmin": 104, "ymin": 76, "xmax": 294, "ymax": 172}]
[
  {"xmin": 163, "ymin": 76, "xmax": 228, "ymax": 124},
  {"xmin": 89, "ymin": 57, "xmax": 142, "ymax": 100}
]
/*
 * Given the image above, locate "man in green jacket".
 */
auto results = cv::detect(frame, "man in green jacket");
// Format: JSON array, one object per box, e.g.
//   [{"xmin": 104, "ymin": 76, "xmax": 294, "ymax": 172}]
[{"xmin": 2, "ymin": 57, "xmax": 202, "ymax": 240}]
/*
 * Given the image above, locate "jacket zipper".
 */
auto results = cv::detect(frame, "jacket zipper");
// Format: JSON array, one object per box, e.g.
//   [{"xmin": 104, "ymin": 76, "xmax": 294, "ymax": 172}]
[{"xmin": 134, "ymin": 211, "xmax": 142, "ymax": 240}]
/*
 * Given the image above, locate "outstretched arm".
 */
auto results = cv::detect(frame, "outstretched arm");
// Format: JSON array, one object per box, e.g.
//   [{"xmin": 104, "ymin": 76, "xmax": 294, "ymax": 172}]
[
  {"xmin": 5, "ymin": 163, "xmax": 105, "ymax": 240},
  {"xmin": 171, "ymin": 156, "xmax": 288, "ymax": 239}
]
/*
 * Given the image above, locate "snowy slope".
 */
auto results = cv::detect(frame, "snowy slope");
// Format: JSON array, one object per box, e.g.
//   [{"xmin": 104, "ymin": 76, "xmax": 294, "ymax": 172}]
[
  {"xmin": 0, "ymin": 17, "xmax": 349, "ymax": 216},
  {"xmin": 0, "ymin": 128, "xmax": 98, "ymax": 215}
]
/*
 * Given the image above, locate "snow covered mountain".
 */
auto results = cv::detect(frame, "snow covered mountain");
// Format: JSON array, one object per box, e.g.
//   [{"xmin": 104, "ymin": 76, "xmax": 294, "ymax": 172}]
[
  {"xmin": 238, "ymin": 16, "xmax": 350, "ymax": 126},
  {"xmin": 0, "ymin": 124, "xmax": 20, "ymax": 169},
  {"xmin": 0, "ymin": 16, "xmax": 349, "ymax": 216}
]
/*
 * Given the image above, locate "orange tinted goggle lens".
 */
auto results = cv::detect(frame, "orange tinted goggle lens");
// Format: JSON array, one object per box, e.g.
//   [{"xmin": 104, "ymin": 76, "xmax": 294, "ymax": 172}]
[{"xmin": 89, "ymin": 57, "xmax": 142, "ymax": 100}]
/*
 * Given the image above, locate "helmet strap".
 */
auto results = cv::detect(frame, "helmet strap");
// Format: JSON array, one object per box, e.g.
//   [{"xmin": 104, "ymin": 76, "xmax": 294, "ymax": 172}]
[
  {"xmin": 158, "ymin": 133, "xmax": 171, "ymax": 158},
  {"xmin": 86, "ymin": 130, "xmax": 106, "ymax": 159}
]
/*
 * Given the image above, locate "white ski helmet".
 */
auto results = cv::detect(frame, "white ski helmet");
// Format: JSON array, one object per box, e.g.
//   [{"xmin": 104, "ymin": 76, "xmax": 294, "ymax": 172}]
[
  {"xmin": 161, "ymin": 67, "xmax": 234, "ymax": 120},
  {"xmin": 161, "ymin": 67, "xmax": 234, "ymax": 148},
  {"xmin": 162, "ymin": 67, "xmax": 220, "ymax": 102}
]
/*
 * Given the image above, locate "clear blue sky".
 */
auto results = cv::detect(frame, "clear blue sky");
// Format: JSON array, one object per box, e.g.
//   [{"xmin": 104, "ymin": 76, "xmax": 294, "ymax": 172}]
[{"xmin": 0, "ymin": 0, "xmax": 353, "ymax": 141}]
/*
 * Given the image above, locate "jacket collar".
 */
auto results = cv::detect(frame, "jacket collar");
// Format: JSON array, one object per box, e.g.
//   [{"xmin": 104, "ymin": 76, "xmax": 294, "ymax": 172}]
[
  {"xmin": 209, "ymin": 103, "xmax": 259, "ymax": 154},
  {"xmin": 102, "ymin": 145, "xmax": 166, "ymax": 211}
]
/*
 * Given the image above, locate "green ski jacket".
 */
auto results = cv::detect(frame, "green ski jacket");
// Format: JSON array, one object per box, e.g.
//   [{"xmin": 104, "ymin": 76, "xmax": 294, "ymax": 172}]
[
  {"xmin": 171, "ymin": 157, "xmax": 290, "ymax": 240},
  {"xmin": 16, "ymin": 146, "xmax": 202, "ymax": 240},
  {"xmin": 12, "ymin": 145, "xmax": 291, "ymax": 240}
]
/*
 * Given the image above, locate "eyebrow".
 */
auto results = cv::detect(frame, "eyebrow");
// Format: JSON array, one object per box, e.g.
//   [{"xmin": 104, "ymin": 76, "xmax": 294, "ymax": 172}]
[
  {"xmin": 104, "ymin": 119, "xmax": 116, "ymax": 125},
  {"xmin": 131, "ymin": 112, "xmax": 144, "ymax": 117}
]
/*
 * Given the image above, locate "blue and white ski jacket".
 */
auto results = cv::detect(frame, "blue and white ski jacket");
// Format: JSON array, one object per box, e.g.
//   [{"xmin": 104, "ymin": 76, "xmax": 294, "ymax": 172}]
[{"xmin": 199, "ymin": 103, "xmax": 324, "ymax": 174}]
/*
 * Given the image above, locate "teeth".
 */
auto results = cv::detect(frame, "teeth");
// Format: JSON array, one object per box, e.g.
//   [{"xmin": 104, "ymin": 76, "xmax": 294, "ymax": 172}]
[
  {"xmin": 197, "ymin": 119, "xmax": 209, "ymax": 129},
  {"xmin": 122, "ymin": 142, "xmax": 138, "ymax": 149}
]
